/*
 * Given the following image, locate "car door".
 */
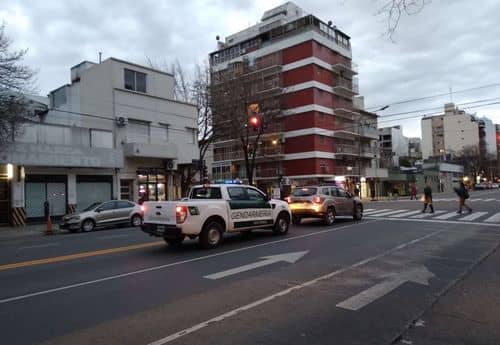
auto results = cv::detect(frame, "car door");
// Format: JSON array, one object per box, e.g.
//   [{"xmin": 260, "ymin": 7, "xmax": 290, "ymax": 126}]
[
  {"xmin": 115, "ymin": 200, "xmax": 134, "ymax": 222},
  {"xmin": 245, "ymin": 187, "xmax": 273, "ymax": 228},
  {"xmin": 94, "ymin": 201, "xmax": 117, "ymax": 225},
  {"xmin": 336, "ymin": 188, "xmax": 352, "ymax": 216}
]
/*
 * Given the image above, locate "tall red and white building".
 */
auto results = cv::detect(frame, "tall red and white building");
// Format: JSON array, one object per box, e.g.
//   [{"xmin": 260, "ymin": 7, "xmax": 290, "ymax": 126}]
[{"xmin": 209, "ymin": 2, "xmax": 379, "ymax": 194}]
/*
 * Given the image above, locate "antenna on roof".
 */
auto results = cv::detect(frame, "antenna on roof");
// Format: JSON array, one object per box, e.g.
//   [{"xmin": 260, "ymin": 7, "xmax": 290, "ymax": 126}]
[
  {"xmin": 216, "ymin": 35, "xmax": 220, "ymax": 41},
  {"xmin": 328, "ymin": 20, "xmax": 333, "ymax": 26},
  {"xmin": 99, "ymin": 52, "xmax": 102, "ymax": 63}
]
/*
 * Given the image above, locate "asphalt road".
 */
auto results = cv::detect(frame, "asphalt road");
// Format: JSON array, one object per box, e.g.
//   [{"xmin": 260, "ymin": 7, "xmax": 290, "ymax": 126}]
[{"xmin": 1, "ymin": 189, "xmax": 500, "ymax": 345}]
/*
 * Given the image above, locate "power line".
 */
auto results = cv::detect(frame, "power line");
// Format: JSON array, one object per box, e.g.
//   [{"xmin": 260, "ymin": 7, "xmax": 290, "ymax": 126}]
[{"xmin": 366, "ymin": 82, "xmax": 500, "ymax": 110}]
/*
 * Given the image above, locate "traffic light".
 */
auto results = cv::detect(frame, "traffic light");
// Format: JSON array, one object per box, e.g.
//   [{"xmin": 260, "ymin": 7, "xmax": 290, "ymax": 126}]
[
  {"xmin": 202, "ymin": 165, "xmax": 208, "ymax": 178},
  {"xmin": 249, "ymin": 115, "xmax": 260, "ymax": 131}
]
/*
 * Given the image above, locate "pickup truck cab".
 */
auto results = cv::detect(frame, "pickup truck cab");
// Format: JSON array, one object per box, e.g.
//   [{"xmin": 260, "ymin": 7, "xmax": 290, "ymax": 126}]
[{"xmin": 140, "ymin": 184, "xmax": 291, "ymax": 249}]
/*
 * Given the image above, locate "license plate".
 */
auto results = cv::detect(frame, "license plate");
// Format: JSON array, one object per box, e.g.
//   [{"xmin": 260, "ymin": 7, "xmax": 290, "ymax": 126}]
[{"xmin": 156, "ymin": 225, "xmax": 165, "ymax": 234}]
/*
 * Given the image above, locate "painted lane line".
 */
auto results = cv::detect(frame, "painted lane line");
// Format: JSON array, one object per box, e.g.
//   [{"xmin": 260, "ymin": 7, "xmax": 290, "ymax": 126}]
[
  {"xmin": 364, "ymin": 208, "xmax": 376, "ymax": 212},
  {"xmin": 0, "ymin": 220, "xmax": 380, "ymax": 305},
  {"xmin": 336, "ymin": 266, "xmax": 434, "ymax": 311},
  {"xmin": 390, "ymin": 210, "xmax": 422, "ymax": 218},
  {"xmin": 483, "ymin": 198, "xmax": 495, "ymax": 202},
  {"xmin": 0, "ymin": 241, "xmax": 164, "ymax": 272},
  {"xmin": 368, "ymin": 209, "xmax": 409, "ymax": 217},
  {"xmin": 483, "ymin": 212, "xmax": 500, "ymax": 223},
  {"xmin": 146, "ymin": 230, "xmax": 443, "ymax": 345},
  {"xmin": 363, "ymin": 209, "xmax": 391, "ymax": 215},
  {"xmin": 204, "ymin": 251, "xmax": 308, "ymax": 280},
  {"xmin": 98, "ymin": 234, "xmax": 132, "ymax": 240},
  {"xmin": 458, "ymin": 211, "xmax": 488, "ymax": 221},
  {"xmin": 434, "ymin": 212, "xmax": 461, "ymax": 220},
  {"xmin": 410, "ymin": 210, "xmax": 446, "ymax": 219},
  {"xmin": 18, "ymin": 243, "xmax": 60, "ymax": 250},
  {"xmin": 364, "ymin": 216, "xmax": 500, "ymax": 228}
]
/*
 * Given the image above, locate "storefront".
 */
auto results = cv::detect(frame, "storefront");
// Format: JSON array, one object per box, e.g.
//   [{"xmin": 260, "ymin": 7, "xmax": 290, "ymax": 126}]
[
  {"xmin": 137, "ymin": 168, "xmax": 167, "ymax": 202},
  {"xmin": 76, "ymin": 175, "xmax": 113, "ymax": 211},
  {"xmin": 25, "ymin": 175, "xmax": 67, "ymax": 219}
]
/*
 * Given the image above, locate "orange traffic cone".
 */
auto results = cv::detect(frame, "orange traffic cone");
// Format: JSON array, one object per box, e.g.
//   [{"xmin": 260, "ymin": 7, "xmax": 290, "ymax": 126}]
[{"xmin": 46, "ymin": 216, "xmax": 53, "ymax": 235}]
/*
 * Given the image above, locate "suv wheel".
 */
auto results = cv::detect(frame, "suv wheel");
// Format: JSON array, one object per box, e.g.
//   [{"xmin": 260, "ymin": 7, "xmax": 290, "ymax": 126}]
[
  {"xmin": 324, "ymin": 208, "xmax": 335, "ymax": 226},
  {"xmin": 353, "ymin": 205, "xmax": 363, "ymax": 221},
  {"xmin": 199, "ymin": 220, "xmax": 223, "ymax": 249},
  {"xmin": 81, "ymin": 219, "xmax": 95, "ymax": 232},
  {"xmin": 292, "ymin": 215, "xmax": 301, "ymax": 225},
  {"xmin": 273, "ymin": 213, "xmax": 290, "ymax": 235}
]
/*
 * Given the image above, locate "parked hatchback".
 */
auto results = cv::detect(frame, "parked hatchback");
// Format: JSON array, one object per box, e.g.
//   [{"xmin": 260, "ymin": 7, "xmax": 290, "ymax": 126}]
[
  {"xmin": 286, "ymin": 186, "xmax": 363, "ymax": 225},
  {"xmin": 60, "ymin": 200, "xmax": 143, "ymax": 232}
]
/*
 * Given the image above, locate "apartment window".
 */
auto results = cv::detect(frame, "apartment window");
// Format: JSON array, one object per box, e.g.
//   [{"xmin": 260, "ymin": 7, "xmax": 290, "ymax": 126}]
[
  {"xmin": 124, "ymin": 69, "xmax": 147, "ymax": 93},
  {"xmin": 90, "ymin": 129, "xmax": 113, "ymax": 148},
  {"xmin": 187, "ymin": 127, "xmax": 196, "ymax": 144},
  {"xmin": 128, "ymin": 119, "xmax": 150, "ymax": 143},
  {"xmin": 160, "ymin": 124, "xmax": 169, "ymax": 142}
]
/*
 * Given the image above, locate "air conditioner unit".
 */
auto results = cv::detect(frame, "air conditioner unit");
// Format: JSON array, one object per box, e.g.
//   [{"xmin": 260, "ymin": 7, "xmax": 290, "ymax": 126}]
[{"xmin": 115, "ymin": 116, "xmax": 128, "ymax": 127}]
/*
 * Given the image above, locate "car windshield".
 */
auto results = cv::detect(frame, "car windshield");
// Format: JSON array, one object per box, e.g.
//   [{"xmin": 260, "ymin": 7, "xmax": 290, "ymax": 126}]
[
  {"xmin": 292, "ymin": 188, "xmax": 318, "ymax": 197},
  {"xmin": 82, "ymin": 202, "xmax": 101, "ymax": 212}
]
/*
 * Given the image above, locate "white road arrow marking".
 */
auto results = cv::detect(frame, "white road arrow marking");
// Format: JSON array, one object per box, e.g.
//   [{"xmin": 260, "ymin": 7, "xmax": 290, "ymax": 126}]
[
  {"xmin": 204, "ymin": 251, "xmax": 309, "ymax": 280},
  {"xmin": 336, "ymin": 266, "xmax": 434, "ymax": 311}
]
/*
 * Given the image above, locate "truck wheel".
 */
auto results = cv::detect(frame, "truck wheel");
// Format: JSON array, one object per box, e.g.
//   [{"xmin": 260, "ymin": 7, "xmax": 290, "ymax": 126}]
[
  {"xmin": 199, "ymin": 221, "xmax": 223, "ymax": 249},
  {"xmin": 273, "ymin": 212, "xmax": 290, "ymax": 235},
  {"xmin": 324, "ymin": 208, "xmax": 335, "ymax": 226},
  {"xmin": 353, "ymin": 205, "xmax": 363, "ymax": 221},
  {"xmin": 164, "ymin": 236, "xmax": 185, "ymax": 247},
  {"xmin": 292, "ymin": 215, "xmax": 301, "ymax": 225}
]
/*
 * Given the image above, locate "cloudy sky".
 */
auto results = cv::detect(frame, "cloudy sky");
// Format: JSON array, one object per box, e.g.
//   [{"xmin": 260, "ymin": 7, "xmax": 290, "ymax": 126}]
[{"xmin": 2, "ymin": 0, "xmax": 500, "ymax": 137}]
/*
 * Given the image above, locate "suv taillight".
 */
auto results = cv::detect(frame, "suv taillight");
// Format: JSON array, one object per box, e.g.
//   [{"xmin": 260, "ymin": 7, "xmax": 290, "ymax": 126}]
[
  {"xmin": 176, "ymin": 206, "xmax": 188, "ymax": 224},
  {"xmin": 312, "ymin": 196, "xmax": 324, "ymax": 204}
]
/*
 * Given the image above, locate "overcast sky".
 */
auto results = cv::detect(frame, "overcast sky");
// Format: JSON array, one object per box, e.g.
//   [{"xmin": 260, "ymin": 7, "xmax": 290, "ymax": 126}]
[{"xmin": 2, "ymin": 0, "xmax": 500, "ymax": 137}]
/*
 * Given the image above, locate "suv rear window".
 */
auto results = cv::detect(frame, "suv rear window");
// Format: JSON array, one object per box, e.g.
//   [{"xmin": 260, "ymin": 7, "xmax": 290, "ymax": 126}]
[
  {"xmin": 292, "ymin": 187, "xmax": 318, "ymax": 196},
  {"xmin": 190, "ymin": 187, "xmax": 222, "ymax": 199}
]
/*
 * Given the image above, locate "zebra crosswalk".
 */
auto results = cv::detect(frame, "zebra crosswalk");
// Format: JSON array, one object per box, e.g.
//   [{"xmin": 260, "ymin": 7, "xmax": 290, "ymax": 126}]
[{"xmin": 363, "ymin": 208, "xmax": 500, "ymax": 224}]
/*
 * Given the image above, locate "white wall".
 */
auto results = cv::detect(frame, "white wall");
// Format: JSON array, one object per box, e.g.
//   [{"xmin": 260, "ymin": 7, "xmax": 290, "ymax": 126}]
[
  {"xmin": 443, "ymin": 114, "xmax": 479, "ymax": 154},
  {"xmin": 421, "ymin": 118, "xmax": 433, "ymax": 159}
]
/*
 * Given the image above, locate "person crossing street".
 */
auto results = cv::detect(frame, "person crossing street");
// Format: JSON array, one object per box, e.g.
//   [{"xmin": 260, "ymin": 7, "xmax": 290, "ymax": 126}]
[
  {"xmin": 454, "ymin": 181, "xmax": 472, "ymax": 214},
  {"xmin": 422, "ymin": 182, "xmax": 434, "ymax": 213}
]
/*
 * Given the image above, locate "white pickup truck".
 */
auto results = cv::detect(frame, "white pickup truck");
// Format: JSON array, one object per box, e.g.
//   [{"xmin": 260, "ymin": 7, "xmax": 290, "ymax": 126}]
[{"xmin": 140, "ymin": 184, "xmax": 292, "ymax": 248}]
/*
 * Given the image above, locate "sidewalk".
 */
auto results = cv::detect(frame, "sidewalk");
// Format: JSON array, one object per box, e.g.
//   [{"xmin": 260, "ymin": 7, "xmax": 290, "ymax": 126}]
[
  {"xmin": 396, "ymin": 245, "xmax": 500, "ymax": 345},
  {"xmin": 0, "ymin": 223, "xmax": 64, "ymax": 240}
]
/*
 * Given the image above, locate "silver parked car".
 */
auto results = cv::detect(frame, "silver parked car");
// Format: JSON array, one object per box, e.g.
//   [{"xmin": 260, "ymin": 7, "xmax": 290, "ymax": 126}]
[
  {"xmin": 60, "ymin": 200, "xmax": 143, "ymax": 232},
  {"xmin": 286, "ymin": 185, "xmax": 363, "ymax": 225}
]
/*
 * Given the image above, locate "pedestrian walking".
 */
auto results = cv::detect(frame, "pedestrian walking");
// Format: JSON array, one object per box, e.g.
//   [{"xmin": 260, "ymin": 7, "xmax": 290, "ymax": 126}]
[
  {"xmin": 421, "ymin": 182, "xmax": 434, "ymax": 213},
  {"xmin": 410, "ymin": 185, "xmax": 417, "ymax": 200},
  {"xmin": 454, "ymin": 181, "xmax": 472, "ymax": 214}
]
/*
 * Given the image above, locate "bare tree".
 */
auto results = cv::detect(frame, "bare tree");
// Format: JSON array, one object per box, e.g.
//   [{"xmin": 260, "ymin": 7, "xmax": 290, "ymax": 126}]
[
  {"xmin": 376, "ymin": 0, "xmax": 430, "ymax": 39},
  {"xmin": 210, "ymin": 60, "xmax": 281, "ymax": 185},
  {"xmin": 0, "ymin": 24, "xmax": 36, "ymax": 146}
]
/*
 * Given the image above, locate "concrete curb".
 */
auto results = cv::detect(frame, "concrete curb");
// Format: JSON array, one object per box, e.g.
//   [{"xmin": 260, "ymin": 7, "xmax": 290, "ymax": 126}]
[{"xmin": 390, "ymin": 241, "xmax": 500, "ymax": 344}]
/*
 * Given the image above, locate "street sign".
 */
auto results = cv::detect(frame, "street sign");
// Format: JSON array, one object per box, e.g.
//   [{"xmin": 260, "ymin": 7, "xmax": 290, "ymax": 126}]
[
  {"xmin": 336, "ymin": 266, "xmax": 434, "ymax": 311},
  {"xmin": 204, "ymin": 251, "xmax": 309, "ymax": 280}
]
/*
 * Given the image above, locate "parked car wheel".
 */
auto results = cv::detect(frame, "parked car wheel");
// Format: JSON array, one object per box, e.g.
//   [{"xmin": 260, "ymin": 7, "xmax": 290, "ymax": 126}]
[
  {"xmin": 273, "ymin": 212, "xmax": 290, "ymax": 235},
  {"xmin": 324, "ymin": 208, "xmax": 335, "ymax": 226},
  {"xmin": 199, "ymin": 220, "xmax": 223, "ymax": 249},
  {"xmin": 81, "ymin": 219, "xmax": 95, "ymax": 232},
  {"xmin": 131, "ymin": 214, "xmax": 142, "ymax": 227},
  {"xmin": 353, "ymin": 204, "xmax": 363, "ymax": 221}
]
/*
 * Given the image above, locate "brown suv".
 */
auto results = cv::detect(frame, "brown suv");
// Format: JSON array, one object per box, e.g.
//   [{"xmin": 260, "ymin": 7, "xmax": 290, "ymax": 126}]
[{"xmin": 286, "ymin": 185, "xmax": 363, "ymax": 225}]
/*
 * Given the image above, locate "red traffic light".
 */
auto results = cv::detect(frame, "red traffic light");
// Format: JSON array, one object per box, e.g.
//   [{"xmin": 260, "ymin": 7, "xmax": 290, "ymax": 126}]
[{"xmin": 249, "ymin": 116, "xmax": 259, "ymax": 127}]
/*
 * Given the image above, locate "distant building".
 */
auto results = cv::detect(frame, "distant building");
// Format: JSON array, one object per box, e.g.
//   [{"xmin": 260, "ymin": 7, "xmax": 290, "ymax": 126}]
[
  {"xmin": 422, "ymin": 103, "xmax": 481, "ymax": 159},
  {"xmin": 0, "ymin": 58, "xmax": 198, "ymax": 225},
  {"xmin": 378, "ymin": 125, "xmax": 409, "ymax": 167},
  {"xmin": 408, "ymin": 137, "xmax": 422, "ymax": 159}
]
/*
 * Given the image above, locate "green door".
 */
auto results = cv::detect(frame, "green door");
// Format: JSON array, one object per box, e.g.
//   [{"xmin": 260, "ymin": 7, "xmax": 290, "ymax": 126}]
[{"xmin": 227, "ymin": 187, "xmax": 273, "ymax": 229}]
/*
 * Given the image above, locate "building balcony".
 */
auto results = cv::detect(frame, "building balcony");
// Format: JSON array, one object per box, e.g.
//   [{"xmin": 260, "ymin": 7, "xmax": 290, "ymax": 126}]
[
  {"xmin": 333, "ymin": 107, "xmax": 360, "ymax": 120},
  {"xmin": 334, "ymin": 144, "xmax": 359, "ymax": 156},
  {"xmin": 332, "ymin": 78, "xmax": 359, "ymax": 99},
  {"xmin": 213, "ymin": 147, "xmax": 284, "ymax": 162},
  {"xmin": 359, "ymin": 125, "xmax": 379, "ymax": 139},
  {"xmin": 331, "ymin": 61, "xmax": 358, "ymax": 77},
  {"xmin": 123, "ymin": 141, "xmax": 178, "ymax": 159}
]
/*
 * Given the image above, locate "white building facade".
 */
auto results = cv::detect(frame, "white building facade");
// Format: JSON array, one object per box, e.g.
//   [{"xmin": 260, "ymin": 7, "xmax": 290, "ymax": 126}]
[{"xmin": 0, "ymin": 58, "xmax": 198, "ymax": 225}]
